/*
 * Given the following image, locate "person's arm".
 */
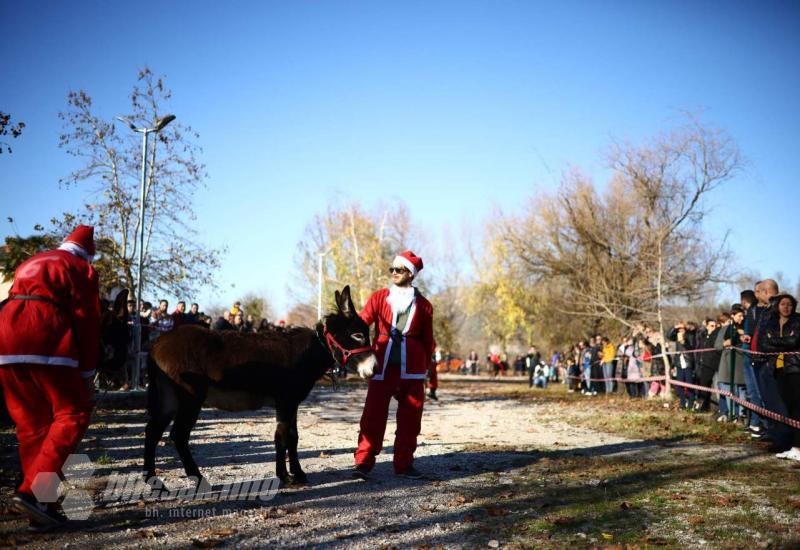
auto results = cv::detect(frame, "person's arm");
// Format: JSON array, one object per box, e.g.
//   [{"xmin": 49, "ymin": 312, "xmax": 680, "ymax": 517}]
[
  {"xmin": 358, "ymin": 292, "xmax": 377, "ymax": 326},
  {"xmin": 762, "ymin": 319, "xmax": 800, "ymax": 353}
]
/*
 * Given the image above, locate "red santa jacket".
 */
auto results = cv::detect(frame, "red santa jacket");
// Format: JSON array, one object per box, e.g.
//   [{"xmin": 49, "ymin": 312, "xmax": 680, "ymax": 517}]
[
  {"xmin": 359, "ymin": 287, "xmax": 435, "ymax": 380},
  {"xmin": 0, "ymin": 248, "xmax": 101, "ymax": 378}
]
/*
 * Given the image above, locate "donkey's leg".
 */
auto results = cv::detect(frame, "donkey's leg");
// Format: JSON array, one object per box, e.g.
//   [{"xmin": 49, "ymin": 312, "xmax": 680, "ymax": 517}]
[
  {"xmin": 144, "ymin": 367, "xmax": 177, "ymax": 481},
  {"xmin": 274, "ymin": 404, "xmax": 294, "ymax": 485},
  {"xmin": 287, "ymin": 408, "xmax": 308, "ymax": 484},
  {"xmin": 170, "ymin": 384, "xmax": 207, "ymax": 487}
]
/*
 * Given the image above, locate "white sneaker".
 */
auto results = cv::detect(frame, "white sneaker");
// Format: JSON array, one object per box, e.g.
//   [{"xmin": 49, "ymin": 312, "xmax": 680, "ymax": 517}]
[{"xmin": 776, "ymin": 447, "xmax": 800, "ymax": 461}]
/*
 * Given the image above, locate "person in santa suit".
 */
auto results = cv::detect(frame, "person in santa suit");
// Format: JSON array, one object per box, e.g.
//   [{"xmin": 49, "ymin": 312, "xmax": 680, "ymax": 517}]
[
  {"xmin": 0, "ymin": 225, "xmax": 101, "ymax": 528},
  {"xmin": 353, "ymin": 250, "xmax": 436, "ymax": 480}
]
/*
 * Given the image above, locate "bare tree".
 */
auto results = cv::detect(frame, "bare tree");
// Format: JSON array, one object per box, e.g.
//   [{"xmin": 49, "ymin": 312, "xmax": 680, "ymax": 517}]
[
  {"xmin": 295, "ymin": 200, "xmax": 421, "ymax": 310},
  {"xmin": 0, "ymin": 111, "xmax": 25, "ymax": 154},
  {"xmin": 56, "ymin": 67, "xmax": 223, "ymax": 299},
  {"xmin": 493, "ymin": 117, "xmax": 741, "ymax": 356}
]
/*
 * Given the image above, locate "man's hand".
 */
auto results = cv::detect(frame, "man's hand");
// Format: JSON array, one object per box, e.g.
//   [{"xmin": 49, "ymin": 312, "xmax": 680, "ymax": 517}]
[{"xmin": 741, "ymin": 334, "xmax": 752, "ymax": 344}]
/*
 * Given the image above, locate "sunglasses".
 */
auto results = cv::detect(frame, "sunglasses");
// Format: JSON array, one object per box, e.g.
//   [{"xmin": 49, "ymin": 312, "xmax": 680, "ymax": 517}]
[{"xmin": 389, "ymin": 267, "xmax": 410, "ymax": 274}]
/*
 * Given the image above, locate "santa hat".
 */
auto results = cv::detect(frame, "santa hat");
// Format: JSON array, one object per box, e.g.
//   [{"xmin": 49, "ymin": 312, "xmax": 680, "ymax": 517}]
[
  {"xmin": 392, "ymin": 250, "xmax": 423, "ymax": 276},
  {"xmin": 63, "ymin": 225, "xmax": 96, "ymax": 256}
]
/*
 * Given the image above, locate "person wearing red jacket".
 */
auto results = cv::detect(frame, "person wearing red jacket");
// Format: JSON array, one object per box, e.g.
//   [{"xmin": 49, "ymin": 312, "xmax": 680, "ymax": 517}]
[
  {"xmin": 0, "ymin": 225, "xmax": 100, "ymax": 527},
  {"xmin": 353, "ymin": 250, "xmax": 435, "ymax": 480}
]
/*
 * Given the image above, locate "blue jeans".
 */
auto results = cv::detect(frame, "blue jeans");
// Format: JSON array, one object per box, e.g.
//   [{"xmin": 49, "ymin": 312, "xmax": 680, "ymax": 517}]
[
  {"xmin": 534, "ymin": 375, "xmax": 548, "ymax": 388},
  {"xmin": 741, "ymin": 354, "xmax": 764, "ymax": 427},
  {"xmin": 676, "ymin": 367, "xmax": 695, "ymax": 408},
  {"xmin": 602, "ymin": 362, "xmax": 614, "ymax": 393},
  {"xmin": 755, "ymin": 363, "xmax": 792, "ymax": 446},
  {"xmin": 718, "ymin": 383, "xmax": 745, "ymax": 417}
]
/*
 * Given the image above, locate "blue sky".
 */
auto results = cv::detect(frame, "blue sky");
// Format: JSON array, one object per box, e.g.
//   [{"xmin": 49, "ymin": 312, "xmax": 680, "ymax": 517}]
[{"xmin": 2, "ymin": 1, "xmax": 799, "ymax": 315}]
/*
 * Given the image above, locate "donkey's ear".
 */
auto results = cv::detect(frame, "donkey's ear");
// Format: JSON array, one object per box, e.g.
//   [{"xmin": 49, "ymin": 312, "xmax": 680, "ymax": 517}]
[
  {"xmin": 334, "ymin": 290, "xmax": 342, "ymax": 313},
  {"xmin": 340, "ymin": 285, "xmax": 355, "ymax": 318},
  {"xmin": 113, "ymin": 289, "xmax": 129, "ymax": 319}
]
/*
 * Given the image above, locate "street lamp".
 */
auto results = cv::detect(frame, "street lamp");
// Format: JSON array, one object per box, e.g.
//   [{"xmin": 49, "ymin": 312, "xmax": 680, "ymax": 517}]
[{"xmin": 114, "ymin": 114, "xmax": 175, "ymax": 388}]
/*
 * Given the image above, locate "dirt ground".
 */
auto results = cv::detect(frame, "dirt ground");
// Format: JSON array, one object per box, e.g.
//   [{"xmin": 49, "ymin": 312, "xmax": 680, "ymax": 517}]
[{"xmin": 1, "ymin": 375, "xmax": 799, "ymax": 549}]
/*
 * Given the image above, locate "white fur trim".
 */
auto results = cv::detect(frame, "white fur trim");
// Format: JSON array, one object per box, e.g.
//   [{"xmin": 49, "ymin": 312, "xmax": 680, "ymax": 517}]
[
  {"xmin": 59, "ymin": 242, "xmax": 92, "ymax": 262},
  {"xmin": 393, "ymin": 255, "xmax": 417, "ymax": 276},
  {"xmin": 387, "ymin": 285, "xmax": 415, "ymax": 312}
]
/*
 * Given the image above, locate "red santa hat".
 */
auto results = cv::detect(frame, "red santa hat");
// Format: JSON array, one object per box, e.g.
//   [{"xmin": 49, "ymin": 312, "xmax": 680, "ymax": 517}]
[
  {"xmin": 63, "ymin": 225, "xmax": 96, "ymax": 256},
  {"xmin": 392, "ymin": 250, "xmax": 423, "ymax": 276}
]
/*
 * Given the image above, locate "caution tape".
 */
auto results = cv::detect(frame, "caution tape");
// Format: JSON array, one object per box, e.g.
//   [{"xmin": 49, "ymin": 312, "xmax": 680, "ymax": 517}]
[{"xmin": 668, "ymin": 379, "xmax": 800, "ymax": 430}]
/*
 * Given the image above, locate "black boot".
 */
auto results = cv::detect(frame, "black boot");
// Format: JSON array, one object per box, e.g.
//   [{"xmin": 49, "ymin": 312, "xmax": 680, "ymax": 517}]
[{"xmin": 428, "ymin": 389, "xmax": 438, "ymax": 401}]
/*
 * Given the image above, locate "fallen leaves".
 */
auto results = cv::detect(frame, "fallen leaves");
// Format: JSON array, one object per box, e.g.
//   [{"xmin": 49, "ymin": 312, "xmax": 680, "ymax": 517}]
[
  {"xmin": 446, "ymin": 494, "xmax": 472, "ymax": 507},
  {"xmin": 485, "ymin": 506, "xmax": 509, "ymax": 517},
  {"xmin": 687, "ymin": 517, "xmax": 705, "ymax": 524},
  {"xmin": 619, "ymin": 501, "xmax": 633, "ymax": 510},
  {"xmin": 191, "ymin": 527, "xmax": 237, "ymax": 548}
]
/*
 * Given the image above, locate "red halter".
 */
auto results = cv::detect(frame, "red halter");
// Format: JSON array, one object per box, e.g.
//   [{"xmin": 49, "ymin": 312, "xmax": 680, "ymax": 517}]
[{"xmin": 323, "ymin": 326, "xmax": 373, "ymax": 366}]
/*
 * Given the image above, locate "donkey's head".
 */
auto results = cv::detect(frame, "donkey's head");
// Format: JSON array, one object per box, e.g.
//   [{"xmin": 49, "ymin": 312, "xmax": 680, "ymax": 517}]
[{"xmin": 322, "ymin": 286, "xmax": 377, "ymax": 379}]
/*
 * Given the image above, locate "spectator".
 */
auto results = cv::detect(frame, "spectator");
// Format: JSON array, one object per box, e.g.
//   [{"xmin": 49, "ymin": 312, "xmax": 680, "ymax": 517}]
[
  {"xmin": 233, "ymin": 310, "xmax": 246, "ymax": 332},
  {"xmin": 185, "ymin": 302, "xmax": 201, "ymax": 325},
  {"xmin": 172, "ymin": 300, "xmax": 187, "ymax": 328},
  {"xmin": 467, "ymin": 349, "xmax": 479, "ymax": 375},
  {"xmin": 761, "ymin": 293, "xmax": 800, "ymax": 461},
  {"xmin": 149, "ymin": 299, "xmax": 174, "ymax": 340},
  {"xmin": 739, "ymin": 289, "xmax": 766, "ymax": 436},
  {"xmin": 625, "ymin": 339, "xmax": 644, "ymax": 398},
  {"xmin": 230, "ymin": 301, "xmax": 242, "ymax": 317},
  {"xmin": 213, "ymin": 310, "xmax": 235, "ymax": 331},
  {"xmin": 668, "ymin": 321, "xmax": 698, "ymax": 409},
  {"xmin": 601, "ymin": 337, "xmax": 616, "ymax": 394},
  {"xmin": 695, "ymin": 316, "xmax": 722, "ymax": 412},
  {"xmin": 715, "ymin": 304, "xmax": 747, "ymax": 423},
  {"xmin": 581, "ymin": 341, "xmax": 595, "ymax": 395},
  {"xmin": 752, "ymin": 280, "xmax": 793, "ymax": 452},
  {"xmin": 526, "ymin": 345, "xmax": 541, "ymax": 384},
  {"xmin": 244, "ymin": 313, "xmax": 255, "ymax": 333},
  {"xmin": 533, "ymin": 362, "xmax": 548, "ymax": 388}
]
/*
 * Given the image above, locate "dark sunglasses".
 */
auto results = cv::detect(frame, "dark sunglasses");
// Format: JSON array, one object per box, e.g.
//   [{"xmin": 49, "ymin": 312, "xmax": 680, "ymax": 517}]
[{"xmin": 389, "ymin": 267, "xmax": 409, "ymax": 274}]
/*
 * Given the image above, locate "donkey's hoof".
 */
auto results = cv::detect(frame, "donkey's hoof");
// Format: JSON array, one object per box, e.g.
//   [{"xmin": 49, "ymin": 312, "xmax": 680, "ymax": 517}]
[{"xmin": 290, "ymin": 473, "xmax": 309, "ymax": 486}]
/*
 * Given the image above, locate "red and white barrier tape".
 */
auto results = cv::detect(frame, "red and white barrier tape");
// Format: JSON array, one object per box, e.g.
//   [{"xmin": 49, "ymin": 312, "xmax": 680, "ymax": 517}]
[{"xmin": 668, "ymin": 379, "xmax": 800, "ymax": 430}]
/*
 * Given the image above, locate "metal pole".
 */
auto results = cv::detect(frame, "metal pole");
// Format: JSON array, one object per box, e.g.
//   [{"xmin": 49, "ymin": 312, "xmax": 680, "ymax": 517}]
[
  {"xmin": 133, "ymin": 129, "xmax": 150, "ymax": 389},
  {"xmin": 728, "ymin": 325, "xmax": 736, "ymax": 421},
  {"xmin": 317, "ymin": 252, "xmax": 323, "ymax": 320}
]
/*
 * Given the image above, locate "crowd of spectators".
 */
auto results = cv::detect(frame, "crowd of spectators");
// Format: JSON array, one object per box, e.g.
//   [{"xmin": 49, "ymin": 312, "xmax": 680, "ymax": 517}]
[
  {"xmin": 112, "ymin": 298, "xmax": 282, "ymax": 390},
  {"xmin": 524, "ymin": 279, "xmax": 799, "ymax": 463}
]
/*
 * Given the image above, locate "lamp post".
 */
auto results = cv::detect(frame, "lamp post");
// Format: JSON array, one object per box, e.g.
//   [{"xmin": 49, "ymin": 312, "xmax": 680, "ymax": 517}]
[{"xmin": 114, "ymin": 114, "xmax": 175, "ymax": 389}]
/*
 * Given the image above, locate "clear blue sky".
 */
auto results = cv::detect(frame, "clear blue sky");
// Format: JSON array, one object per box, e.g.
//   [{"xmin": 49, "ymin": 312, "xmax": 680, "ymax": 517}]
[{"xmin": 2, "ymin": 0, "xmax": 799, "ymax": 315}]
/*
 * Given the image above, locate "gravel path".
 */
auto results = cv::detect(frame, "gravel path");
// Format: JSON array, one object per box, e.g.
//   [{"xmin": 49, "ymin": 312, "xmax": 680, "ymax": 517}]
[{"xmin": 1, "ymin": 376, "xmax": 648, "ymax": 548}]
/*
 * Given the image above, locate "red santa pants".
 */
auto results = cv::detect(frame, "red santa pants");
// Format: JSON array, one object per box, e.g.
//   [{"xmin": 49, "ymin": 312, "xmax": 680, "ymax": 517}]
[
  {"xmin": 0, "ymin": 364, "xmax": 92, "ymax": 496},
  {"xmin": 354, "ymin": 363, "xmax": 425, "ymax": 473}
]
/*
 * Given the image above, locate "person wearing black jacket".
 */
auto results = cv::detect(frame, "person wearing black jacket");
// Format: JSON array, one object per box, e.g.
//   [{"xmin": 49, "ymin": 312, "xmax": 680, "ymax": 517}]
[
  {"xmin": 668, "ymin": 321, "xmax": 698, "ymax": 409},
  {"xmin": 212, "ymin": 310, "xmax": 235, "ymax": 331},
  {"xmin": 695, "ymin": 316, "xmax": 724, "ymax": 412},
  {"xmin": 761, "ymin": 293, "xmax": 800, "ymax": 461},
  {"xmin": 752, "ymin": 280, "xmax": 793, "ymax": 452}
]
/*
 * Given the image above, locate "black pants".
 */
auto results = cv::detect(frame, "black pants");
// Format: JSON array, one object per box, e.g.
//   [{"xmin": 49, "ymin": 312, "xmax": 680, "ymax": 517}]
[
  {"xmin": 695, "ymin": 366, "xmax": 716, "ymax": 411},
  {"xmin": 777, "ymin": 370, "xmax": 800, "ymax": 447}
]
